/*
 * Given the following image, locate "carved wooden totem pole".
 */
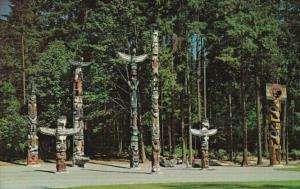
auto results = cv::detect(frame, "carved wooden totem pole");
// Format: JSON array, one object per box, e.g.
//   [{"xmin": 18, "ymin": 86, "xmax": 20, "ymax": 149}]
[
  {"xmin": 190, "ymin": 118, "xmax": 217, "ymax": 169},
  {"xmin": 117, "ymin": 48, "xmax": 147, "ymax": 168},
  {"xmin": 266, "ymin": 83, "xmax": 286, "ymax": 166},
  {"xmin": 39, "ymin": 116, "xmax": 80, "ymax": 172},
  {"xmin": 151, "ymin": 31, "xmax": 161, "ymax": 173},
  {"xmin": 27, "ymin": 79, "xmax": 39, "ymax": 166},
  {"xmin": 69, "ymin": 59, "xmax": 91, "ymax": 167}
]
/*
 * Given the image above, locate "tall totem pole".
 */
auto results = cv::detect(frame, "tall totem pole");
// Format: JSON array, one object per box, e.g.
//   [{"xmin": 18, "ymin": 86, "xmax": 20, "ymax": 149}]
[
  {"xmin": 190, "ymin": 118, "xmax": 217, "ymax": 169},
  {"xmin": 117, "ymin": 48, "xmax": 147, "ymax": 168},
  {"xmin": 27, "ymin": 79, "xmax": 39, "ymax": 166},
  {"xmin": 266, "ymin": 83, "xmax": 287, "ymax": 166},
  {"xmin": 69, "ymin": 58, "xmax": 91, "ymax": 167},
  {"xmin": 151, "ymin": 31, "xmax": 161, "ymax": 173},
  {"xmin": 39, "ymin": 116, "xmax": 80, "ymax": 172}
]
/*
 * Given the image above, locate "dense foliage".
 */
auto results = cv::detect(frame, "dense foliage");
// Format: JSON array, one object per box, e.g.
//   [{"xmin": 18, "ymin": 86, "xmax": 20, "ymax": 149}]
[{"xmin": 0, "ymin": 0, "xmax": 299, "ymax": 163}]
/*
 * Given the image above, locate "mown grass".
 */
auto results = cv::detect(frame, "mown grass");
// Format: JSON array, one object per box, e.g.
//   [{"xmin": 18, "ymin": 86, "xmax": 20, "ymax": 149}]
[
  {"xmin": 276, "ymin": 163, "xmax": 300, "ymax": 172},
  {"xmin": 0, "ymin": 160, "xmax": 14, "ymax": 166},
  {"xmin": 62, "ymin": 180, "xmax": 300, "ymax": 189}
]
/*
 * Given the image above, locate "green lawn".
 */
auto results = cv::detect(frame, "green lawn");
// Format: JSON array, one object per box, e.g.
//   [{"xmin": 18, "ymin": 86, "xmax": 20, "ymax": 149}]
[
  {"xmin": 62, "ymin": 181, "xmax": 300, "ymax": 189},
  {"xmin": 0, "ymin": 160, "xmax": 14, "ymax": 166},
  {"xmin": 277, "ymin": 163, "xmax": 300, "ymax": 172}
]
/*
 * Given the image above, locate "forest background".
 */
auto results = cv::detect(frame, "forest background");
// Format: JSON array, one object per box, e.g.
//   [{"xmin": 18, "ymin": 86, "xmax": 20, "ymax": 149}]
[{"xmin": 0, "ymin": 0, "xmax": 300, "ymax": 165}]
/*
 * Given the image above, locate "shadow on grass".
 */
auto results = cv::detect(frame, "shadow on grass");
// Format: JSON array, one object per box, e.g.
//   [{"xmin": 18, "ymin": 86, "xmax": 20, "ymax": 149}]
[
  {"xmin": 5, "ymin": 161, "xmax": 26, "ymax": 166},
  {"xmin": 21, "ymin": 169, "xmax": 56, "ymax": 174},
  {"xmin": 81, "ymin": 168, "xmax": 151, "ymax": 175},
  {"xmin": 34, "ymin": 169, "xmax": 56, "ymax": 174},
  {"xmin": 88, "ymin": 162, "xmax": 130, "ymax": 169}
]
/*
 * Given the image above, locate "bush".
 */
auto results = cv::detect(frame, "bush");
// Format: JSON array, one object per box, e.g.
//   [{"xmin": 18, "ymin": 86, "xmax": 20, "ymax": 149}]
[
  {"xmin": 291, "ymin": 149, "xmax": 300, "ymax": 160},
  {"xmin": 0, "ymin": 82, "xmax": 27, "ymax": 159},
  {"xmin": 214, "ymin": 148, "xmax": 227, "ymax": 160}
]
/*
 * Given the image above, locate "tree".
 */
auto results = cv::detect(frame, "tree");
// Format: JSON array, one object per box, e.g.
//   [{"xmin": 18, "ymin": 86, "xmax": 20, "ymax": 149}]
[{"xmin": 0, "ymin": 82, "xmax": 27, "ymax": 159}]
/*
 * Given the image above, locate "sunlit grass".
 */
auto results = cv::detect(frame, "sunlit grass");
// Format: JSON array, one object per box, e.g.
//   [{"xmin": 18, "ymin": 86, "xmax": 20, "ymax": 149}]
[
  {"xmin": 0, "ymin": 160, "xmax": 14, "ymax": 166},
  {"xmin": 276, "ymin": 163, "xmax": 300, "ymax": 172}
]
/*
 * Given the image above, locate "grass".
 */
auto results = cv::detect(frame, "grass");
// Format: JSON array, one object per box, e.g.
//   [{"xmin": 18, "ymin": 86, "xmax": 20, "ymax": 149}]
[
  {"xmin": 276, "ymin": 163, "xmax": 300, "ymax": 172},
  {"xmin": 62, "ymin": 181, "xmax": 300, "ymax": 189},
  {"xmin": 0, "ymin": 160, "xmax": 14, "ymax": 166}
]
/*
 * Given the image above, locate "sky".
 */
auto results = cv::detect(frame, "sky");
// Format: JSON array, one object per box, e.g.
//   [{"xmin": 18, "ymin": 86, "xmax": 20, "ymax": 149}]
[{"xmin": 0, "ymin": 0, "xmax": 11, "ymax": 20}]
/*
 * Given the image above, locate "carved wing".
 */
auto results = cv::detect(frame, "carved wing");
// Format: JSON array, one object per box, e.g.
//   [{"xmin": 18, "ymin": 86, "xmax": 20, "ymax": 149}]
[
  {"xmin": 199, "ymin": 128, "xmax": 217, "ymax": 136},
  {"xmin": 117, "ymin": 52, "xmax": 131, "ymax": 62},
  {"xmin": 190, "ymin": 129, "xmax": 201, "ymax": 137},
  {"xmin": 133, "ymin": 54, "xmax": 148, "ymax": 63},
  {"xmin": 206, "ymin": 129, "xmax": 217, "ymax": 136},
  {"xmin": 69, "ymin": 61, "xmax": 92, "ymax": 67},
  {"xmin": 190, "ymin": 128, "xmax": 217, "ymax": 137},
  {"xmin": 38, "ymin": 127, "xmax": 56, "ymax": 136},
  {"xmin": 81, "ymin": 62, "xmax": 92, "ymax": 67},
  {"xmin": 61, "ymin": 127, "xmax": 81, "ymax": 136}
]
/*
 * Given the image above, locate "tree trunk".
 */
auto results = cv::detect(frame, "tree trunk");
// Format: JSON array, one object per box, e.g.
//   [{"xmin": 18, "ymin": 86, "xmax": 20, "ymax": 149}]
[
  {"xmin": 203, "ymin": 55, "xmax": 207, "ymax": 118},
  {"xmin": 171, "ymin": 105, "xmax": 176, "ymax": 155},
  {"xmin": 285, "ymin": 104, "xmax": 289, "ymax": 165},
  {"xmin": 21, "ymin": 34, "xmax": 26, "ymax": 105},
  {"xmin": 197, "ymin": 53, "xmax": 202, "ymax": 130},
  {"xmin": 229, "ymin": 93, "xmax": 233, "ymax": 161},
  {"xmin": 117, "ymin": 119, "xmax": 123, "ymax": 156},
  {"xmin": 256, "ymin": 76, "xmax": 262, "ymax": 165},
  {"xmin": 168, "ymin": 115, "xmax": 172, "ymax": 155},
  {"xmin": 181, "ymin": 104, "xmax": 187, "ymax": 163},
  {"xmin": 263, "ymin": 103, "xmax": 269, "ymax": 158},
  {"xmin": 282, "ymin": 100, "xmax": 287, "ymax": 164},
  {"xmin": 196, "ymin": 51, "xmax": 202, "ymax": 158},
  {"xmin": 139, "ymin": 126, "xmax": 146, "ymax": 163},
  {"xmin": 113, "ymin": 120, "xmax": 116, "ymax": 152},
  {"xmin": 160, "ymin": 89, "xmax": 164, "ymax": 156},
  {"xmin": 241, "ymin": 69, "xmax": 248, "ymax": 166},
  {"xmin": 138, "ymin": 99, "xmax": 146, "ymax": 163},
  {"xmin": 187, "ymin": 49, "xmax": 192, "ymax": 165}
]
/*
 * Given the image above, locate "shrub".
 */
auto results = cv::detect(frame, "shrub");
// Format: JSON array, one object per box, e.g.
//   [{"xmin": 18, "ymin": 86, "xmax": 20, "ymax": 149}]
[
  {"xmin": 290, "ymin": 149, "xmax": 300, "ymax": 160},
  {"xmin": 214, "ymin": 148, "xmax": 227, "ymax": 160}
]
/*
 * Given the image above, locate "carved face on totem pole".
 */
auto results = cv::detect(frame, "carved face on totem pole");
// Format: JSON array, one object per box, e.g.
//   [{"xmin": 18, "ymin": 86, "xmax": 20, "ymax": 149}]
[
  {"xmin": 39, "ymin": 115, "xmax": 81, "ymax": 172},
  {"xmin": 27, "ymin": 79, "xmax": 39, "ymax": 166},
  {"xmin": 117, "ymin": 47, "xmax": 148, "ymax": 169},
  {"xmin": 74, "ymin": 98, "xmax": 84, "ymax": 120},
  {"xmin": 151, "ymin": 30, "xmax": 161, "ymax": 173},
  {"xmin": 56, "ymin": 116, "xmax": 67, "ymax": 151},
  {"xmin": 75, "ymin": 68, "xmax": 83, "ymax": 96},
  {"xmin": 266, "ymin": 83, "xmax": 287, "ymax": 166},
  {"xmin": 190, "ymin": 118, "xmax": 217, "ymax": 169},
  {"xmin": 28, "ymin": 81, "xmax": 37, "ymax": 126}
]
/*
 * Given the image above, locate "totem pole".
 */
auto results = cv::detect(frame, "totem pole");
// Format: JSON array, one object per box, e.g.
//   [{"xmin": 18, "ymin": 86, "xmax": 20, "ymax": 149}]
[
  {"xmin": 27, "ymin": 79, "xmax": 39, "ymax": 166},
  {"xmin": 190, "ymin": 118, "xmax": 217, "ymax": 169},
  {"xmin": 117, "ymin": 48, "xmax": 147, "ymax": 168},
  {"xmin": 39, "ymin": 116, "xmax": 80, "ymax": 172},
  {"xmin": 151, "ymin": 31, "xmax": 161, "ymax": 173},
  {"xmin": 69, "ymin": 59, "xmax": 91, "ymax": 167},
  {"xmin": 266, "ymin": 83, "xmax": 287, "ymax": 166}
]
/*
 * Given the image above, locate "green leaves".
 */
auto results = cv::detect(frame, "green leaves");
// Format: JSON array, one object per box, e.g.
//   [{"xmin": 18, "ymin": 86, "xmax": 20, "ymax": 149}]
[
  {"xmin": 0, "ymin": 82, "xmax": 26, "ymax": 157},
  {"xmin": 35, "ymin": 40, "xmax": 73, "ymax": 127},
  {"xmin": 1, "ymin": 0, "xmax": 300, "ymax": 159}
]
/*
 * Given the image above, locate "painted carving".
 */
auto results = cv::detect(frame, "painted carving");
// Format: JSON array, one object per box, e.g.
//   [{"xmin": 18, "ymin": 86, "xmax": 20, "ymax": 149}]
[
  {"xmin": 190, "ymin": 118, "xmax": 217, "ymax": 169},
  {"xmin": 27, "ymin": 79, "xmax": 39, "ymax": 166},
  {"xmin": 117, "ymin": 48, "xmax": 147, "ymax": 168},
  {"xmin": 39, "ymin": 116, "xmax": 80, "ymax": 172},
  {"xmin": 151, "ymin": 31, "xmax": 161, "ymax": 173},
  {"xmin": 69, "ymin": 59, "xmax": 91, "ymax": 167},
  {"xmin": 266, "ymin": 83, "xmax": 286, "ymax": 166}
]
